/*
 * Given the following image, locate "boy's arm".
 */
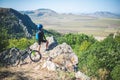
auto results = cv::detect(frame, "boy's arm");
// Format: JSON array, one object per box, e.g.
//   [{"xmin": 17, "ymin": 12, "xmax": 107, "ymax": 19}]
[
  {"xmin": 43, "ymin": 34, "xmax": 46, "ymax": 40},
  {"xmin": 43, "ymin": 31, "xmax": 46, "ymax": 40},
  {"xmin": 42, "ymin": 30, "xmax": 46, "ymax": 40}
]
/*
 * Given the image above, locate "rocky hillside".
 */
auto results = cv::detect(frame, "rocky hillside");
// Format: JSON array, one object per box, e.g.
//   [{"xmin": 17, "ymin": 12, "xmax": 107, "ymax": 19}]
[
  {"xmin": 0, "ymin": 8, "xmax": 36, "ymax": 38},
  {"xmin": 0, "ymin": 36, "xmax": 90, "ymax": 80}
]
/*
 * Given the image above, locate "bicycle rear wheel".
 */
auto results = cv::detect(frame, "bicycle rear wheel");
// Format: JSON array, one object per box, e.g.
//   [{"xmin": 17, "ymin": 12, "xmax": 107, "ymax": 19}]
[
  {"xmin": 9, "ymin": 48, "xmax": 20, "ymax": 66},
  {"xmin": 29, "ymin": 50, "xmax": 42, "ymax": 62},
  {"xmin": 10, "ymin": 56, "xmax": 20, "ymax": 67}
]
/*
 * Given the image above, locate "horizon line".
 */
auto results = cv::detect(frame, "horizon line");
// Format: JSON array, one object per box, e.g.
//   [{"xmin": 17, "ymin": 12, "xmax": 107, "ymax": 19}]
[{"xmin": 0, "ymin": 7, "xmax": 120, "ymax": 15}]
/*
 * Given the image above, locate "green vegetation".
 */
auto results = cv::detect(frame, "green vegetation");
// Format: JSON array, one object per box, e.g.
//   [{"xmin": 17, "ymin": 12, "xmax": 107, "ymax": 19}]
[
  {"xmin": 0, "ymin": 27, "xmax": 35, "ymax": 52},
  {"xmin": 0, "ymin": 28, "xmax": 9, "ymax": 52},
  {"xmin": 57, "ymin": 32, "xmax": 120, "ymax": 80},
  {"xmin": 111, "ymin": 64, "xmax": 120, "ymax": 80},
  {"xmin": 8, "ymin": 38, "xmax": 35, "ymax": 50}
]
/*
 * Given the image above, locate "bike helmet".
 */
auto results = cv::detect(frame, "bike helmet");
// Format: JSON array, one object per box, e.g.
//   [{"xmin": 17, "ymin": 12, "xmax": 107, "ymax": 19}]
[{"xmin": 37, "ymin": 24, "xmax": 43, "ymax": 30}]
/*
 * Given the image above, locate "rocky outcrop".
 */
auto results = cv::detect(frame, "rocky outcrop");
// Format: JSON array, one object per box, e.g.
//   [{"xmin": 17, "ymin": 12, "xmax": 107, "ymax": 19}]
[
  {"xmin": 39, "ymin": 42, "xmax": 78, "ymax": 72},
  {"xmin": 48, "ymin": 43, "xmax": 78, "ymax": 71},
  {"xmin": 30, "ymin": 36, "xmax": 78, "ymax": 72},
  {"xmin": 0, "ymin": 36, "xmax": 90, "ymax": 79}
]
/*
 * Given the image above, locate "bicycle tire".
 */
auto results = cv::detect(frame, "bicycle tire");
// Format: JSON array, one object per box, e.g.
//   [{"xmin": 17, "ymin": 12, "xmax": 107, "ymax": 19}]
[
  {"xmin": 9, "ymin": 48, "xmax": 20, "ymax": 66},
  {"xmin": 29, "ymin": 50, "xmax": 42, "ymax": 62},
  {"xmin": 11, "ymin": 56, "xmax": 20, "ymax": 67}
]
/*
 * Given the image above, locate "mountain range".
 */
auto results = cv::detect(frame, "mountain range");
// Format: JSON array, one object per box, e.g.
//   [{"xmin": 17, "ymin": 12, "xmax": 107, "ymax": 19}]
[{"xmin": 21, "ymin": 9, "xmax": 120, "ymax": 18}]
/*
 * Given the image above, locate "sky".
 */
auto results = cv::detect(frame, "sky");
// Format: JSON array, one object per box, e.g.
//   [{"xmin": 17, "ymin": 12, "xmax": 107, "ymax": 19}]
[{"xmin": 0, "ymin": 0, "xmax": 120, "ymax": 14}]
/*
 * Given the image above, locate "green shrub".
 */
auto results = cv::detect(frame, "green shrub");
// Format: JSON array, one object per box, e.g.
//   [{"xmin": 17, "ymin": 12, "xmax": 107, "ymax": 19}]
[
  {"xmin": 8, "ymin": 38, "xmax": 34, "ymax": 50},
  {"xmin": 111, "ymin": 65, "xmax": 120, "ymax": 80}
]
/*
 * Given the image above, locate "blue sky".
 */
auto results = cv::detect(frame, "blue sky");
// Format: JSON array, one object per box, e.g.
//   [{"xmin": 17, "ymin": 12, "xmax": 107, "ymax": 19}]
[{"xmin": 0, "ymin": 0, "xmax": 120, "ymax": 14}]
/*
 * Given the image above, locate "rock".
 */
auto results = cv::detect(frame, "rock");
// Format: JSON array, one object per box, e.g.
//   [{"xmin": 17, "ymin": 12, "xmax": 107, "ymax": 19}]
[
  {"xmin": 47, "ymin": 36, "xmax": 58, "ymax": 50},
  {"xmin": 0, "ymin": 48, "xmax": 19, "ymax": 65},
  {"xmin": 41, "ymin": 61, "xmax": 56, "ymax": 71},
  {"xmin": 75, "ymin": 71, "xmax": 90, "ymax": 80},
  {"xmin": 69, "ymin": 53, "xmax": 78, "ymax": 65},
  {"xmin": 49, "ymin": 43, "xmax": 78, "ymax": 72},
  {"xmin": 49, "ymin": 43, "xmax": 73, "ymax": 58},
  {"xmin": 53, "ymin": 54, "xmax": 65, "ymax": 66}
]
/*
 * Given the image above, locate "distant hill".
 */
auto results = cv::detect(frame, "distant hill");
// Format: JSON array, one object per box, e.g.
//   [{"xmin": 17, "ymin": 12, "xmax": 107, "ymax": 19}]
[
  {"xmin": 81, "ymin": 11, "xmax": 120, "ymax": 18},
  {"xmin": 21, "ymin": 8, "xmax": 120, "ymax": 18},
  {"xmin": 0, "ymin": 8, "xmax": 36, "ymax": 38},
  {"xmin": 21, "ymin": 9, "xmax": 58, "ymax": 17}
]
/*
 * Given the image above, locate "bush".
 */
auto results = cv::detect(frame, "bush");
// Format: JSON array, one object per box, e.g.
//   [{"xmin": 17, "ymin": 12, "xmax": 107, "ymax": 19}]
[
  {"xmin": 111, "ymin": 65, "xmax": 120, "ymax": 80},
  {"xmin": 8, "ymin": 38, "xmax": 34, "ymax": 50},
  {"xmin": 58, "ymin": 33, "xmax": 96, "ymax": 47}
]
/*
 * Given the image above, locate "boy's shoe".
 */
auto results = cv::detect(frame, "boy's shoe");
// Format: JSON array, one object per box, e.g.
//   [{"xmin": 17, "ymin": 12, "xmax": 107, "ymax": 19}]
[{"xmin": 45, "ymin": 48, "xmax": 49, "ymax": 51}]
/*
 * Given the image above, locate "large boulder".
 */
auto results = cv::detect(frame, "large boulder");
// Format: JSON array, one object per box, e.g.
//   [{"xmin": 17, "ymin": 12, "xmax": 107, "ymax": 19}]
[
  {"xmin": 49, "ymin": 43, "xmax": 78, "ymax": 72},
  {"xmin": 49, "ymin": 43, "xmax": 73, "ymax": 58}
]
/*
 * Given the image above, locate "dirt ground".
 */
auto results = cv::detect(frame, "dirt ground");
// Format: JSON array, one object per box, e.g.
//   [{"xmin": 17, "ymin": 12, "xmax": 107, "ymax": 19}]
[
  {"xmin": 0, "ymin": 61, "xmax": 76, "ymax": 80},
  {"xmin": 0, "ymin": 60, "xmax": 58, "ymax": 80}
]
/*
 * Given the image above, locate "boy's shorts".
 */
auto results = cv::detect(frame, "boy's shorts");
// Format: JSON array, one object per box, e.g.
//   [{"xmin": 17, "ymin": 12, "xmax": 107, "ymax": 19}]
[{"xmin": 38, "ymin": 39, "xmax": 47, "ymax": 45}]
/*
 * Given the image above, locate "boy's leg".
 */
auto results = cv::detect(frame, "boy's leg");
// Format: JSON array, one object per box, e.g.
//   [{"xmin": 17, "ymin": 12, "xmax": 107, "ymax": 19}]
[
  {"xmin": 38, "ymin": 40, "xmax": 41, "ymax": 52},
  {"xmin": 46, "ymin": 40, "xmax": 49, "ymax": 49},
  {"xmin": 38, "ymin": 44, "xmax": 41, "ymax": 52}
]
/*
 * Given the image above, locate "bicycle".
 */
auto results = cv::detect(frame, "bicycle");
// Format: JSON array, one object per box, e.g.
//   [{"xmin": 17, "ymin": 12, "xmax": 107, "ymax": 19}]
[{"xmin": 8, "ymin": 47, "xmax": 42, "ymax": 66}]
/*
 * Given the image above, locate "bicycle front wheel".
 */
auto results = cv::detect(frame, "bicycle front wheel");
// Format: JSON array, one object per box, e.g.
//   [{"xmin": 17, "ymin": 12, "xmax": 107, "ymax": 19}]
[{"xmin": 29, "ymin": 50, "xmax": 42, "ymax": 62}]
